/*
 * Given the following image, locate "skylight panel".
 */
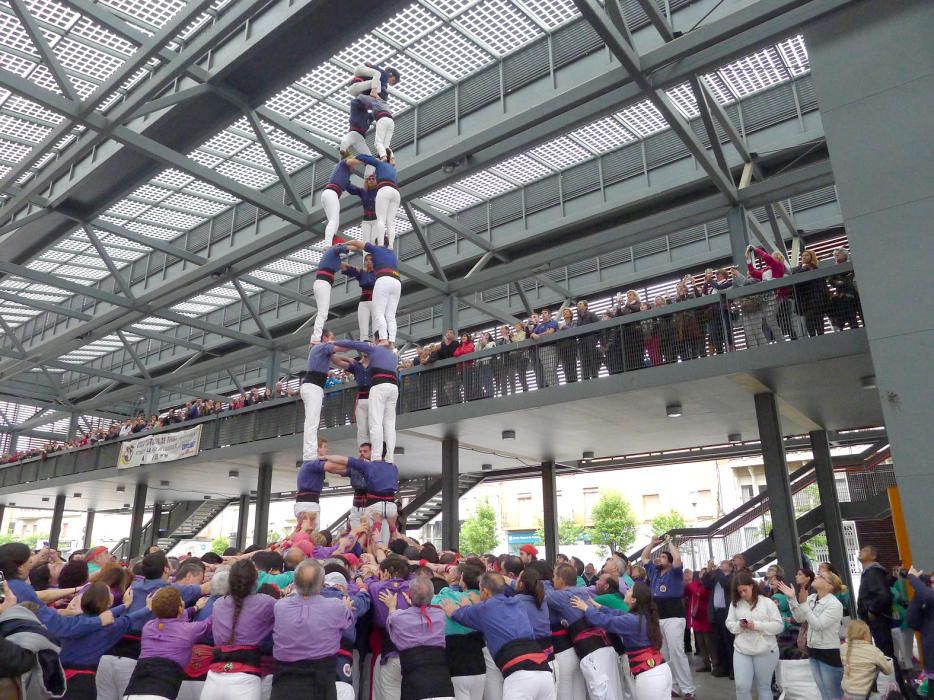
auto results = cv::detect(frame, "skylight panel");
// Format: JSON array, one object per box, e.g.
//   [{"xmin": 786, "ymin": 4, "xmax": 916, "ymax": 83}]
[
  {"xmin": 264, "ymin": 86, "xmax": 317, "ymax": 119},
  {"xmin": 530, "ymin": 136, "xmax": 591, "ymax": 168},
  {"xmin": 247, "ymin": 269, "xmax": 291, "ymax": 283},
  {"xmin": 0, "ymin": 113, "xmax": 51, "ymax": 143},
  {"xmin": 0, "ymin": 279, "xmax": 29, "ymax": 289},
  {"xmin": 106, "ymin": 199, "xmax": 149, "ymax": 218},
  {"xmin": 171, "ymin": 301, "xmax": 219, "ymax": 314},
  {"xmin": 374, "ymin": 3, "xmax": 441, "ymax": 48},
  {"xmin": 73, "ymin": 254, "xmax": 123, "ymax": 268},
  {"xmin": 69, "ymin": 16, "xmax": 136, "ymax": 55},
  {"xmin": 428, "ymin": 0, "xmax": 476, "ymax": 19},
  {"xmin": 0, "ymin": 137, "xmax": 33, "ymax": 164},
  {"xmin": 570, "ymin": 116, "xmax": 635, "ymax": 153},
  {"xmin": 38, "ymin": 250, "xmax": 73, "ymax": 262},
  {"xmin": 188, "ymin": 149, "xmax": 223, "ymax": 168},
  {"xmin": 616, "ymin": 100, "xmax": 668, "ymax": 137},
  {"xmin": 457, "ymin": 0, "xmax": 543, "ymax": 56},
  {"xmin": 491, "ymin": 152, "xmax": 552, "ymax": 184},
  {"xmin": 118, "ymin": 219, "xmax": 181, "ymax": 241},
  {"xmin": 338, "ymin": 224, "xmax": 362, "ymax": 240},
  {"xmin": 777, "ymin": 34, "xmax": 809, "ymax": 77},
  {"xmin": 718, "ymin": 46, "xmax": 789, "ymax": 98},
  {"xmin": 97, "ymin": 0, "xmax": 187, "ymax": 29},
  {"xmin": 665, "ymin": 82, "xmax": 699, "ymax": 119},
  {"xmin": 203, "ymin": 286, "xmax": 240, "ymax": 299},
  {"xmin": 0, "ymin": 50, "xmax": 35, "ymax": 78},
  {"xmin": 183, "ymin": 179, "xmax": 240, "ymax": 203},
  {"xmin": 297, "ymin": 62, "xmax": 352, "ymax": 97},
  {"xmin": 132, "ymin": 184, "xmax": 172, "ymax": 201},
  {"xmin": 20, "ymin": 291, "xmax": 67, "ymax": 302},
  {"xmin": 53, "ymin": 238, "xmax": 89, "ymax": 251},
  {"xmin": 294, "ymin": 102, "xmax": 347, "ymax": 140},
  {"xmin": 455, "ymin": 170, "xmax": 514, "ymax": 197},
  {"xmin": 200, "ymin": 130, "xmax": 252, "ymax": 157},
  {"xmin": 24, "ymin": 0, "xmax": 79, "ymax": 30},
  {"xmin": 100, "ymin": 246, "xmax": 145, "ymax": 262},
  {"xmin": 134, "ymin": 317, "xmax": 176, "ymax": 328},
  {"xmin": 382, "ymin": 53, "xmax": 450, "ymax": 102},
  {"xmin": 264, "ymin": 125, "xmax": 321, "ymax": 160},
  {"xmin": 188, "ymin": 294, "xmax": 234, "ymax": 306},
  {"xmin": 138, "ymin": 207, "xmax": 205, "ymax": 229},
  {"xmin": 2, "ymin": 93, "xmax": 63, "ymax": 123},
  {"xmin": 334, "ymin": 34, "xmax": 394, "ymax": 69},
  {"xmin": 516, "ymin": 0, "xmax": 580, "ymax": 29},
  {"xmin": 52, "ymin": 36, "xmax": 124, "ymax": 82},
  {"xmin": 162, "ymin": 192, "xmax": 229, "ymax": 216},
  {"xmin": 264, "ymin": 258, "xmax": 315, "ymax": 276},
  {"xmin": 422, "ymin": 185, "xmax": 482, "ymax": 212},
  {"xmin": 95, "ymin": 232, "xmax": 149, "ymax": 251},
  {"xmin": 215, "ymin": 160, "xmax": 278, "ymax": 189},
  {"xmin": 0, "ymin": 14, "xmax": 37, "ymax": 55},
  {"xmin": 700, "ymin": 73, "xmax": 735, "ymax": 105},
  {"xmin": 56, "ymin": 264, "xmax": 109, "ymax": 279},
  {"xmin": 233, "ymin": 141, "xmax": 275, "ymax": 170},
  {"xmin": 393, "ymin": 214, "xmax": 413, "ymax": 235},
  {"xmin": 287, "ymin": 248, "xmax": 323, "ymax": 263},
  {"xmin": 409, "ymin": 25, "xmax": 492, "ymax": 80},
  {"xmin": 26, "ymin": 260, "xmax": 58, "ymax": 272},
  {"xmin": 152, "ymin": 169, "xmax": 194, "ymax": 189}
]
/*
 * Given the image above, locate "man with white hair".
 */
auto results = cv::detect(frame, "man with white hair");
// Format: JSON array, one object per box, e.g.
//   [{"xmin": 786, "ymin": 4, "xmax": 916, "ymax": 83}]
[
  {"xmin": 321, "ymin": 570, "xmax": 372, "ymax": 700},
  {"xmin": 382, "ymin": 576, "xmax": 454, "ymax": 700},
  {"xmin": 271, "ymin": 559, "xmax": 355, "ymax": 699}
]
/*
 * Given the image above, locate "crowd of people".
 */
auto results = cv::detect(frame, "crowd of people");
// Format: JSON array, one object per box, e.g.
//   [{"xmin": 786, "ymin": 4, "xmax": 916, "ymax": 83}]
[{"xmin": 2, "ymin": 526, "xmax": 928, "ymax": 700}]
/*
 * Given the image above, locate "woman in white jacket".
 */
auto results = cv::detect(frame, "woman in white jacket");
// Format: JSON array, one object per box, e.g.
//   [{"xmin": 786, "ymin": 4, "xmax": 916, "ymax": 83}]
[
  {"xmin": 778, "ymin": 570, "xmax": 846, "ymax": 699},
  {"xmin": 726, "ymin": 570, "xmax": 785, "ymax": 700}
]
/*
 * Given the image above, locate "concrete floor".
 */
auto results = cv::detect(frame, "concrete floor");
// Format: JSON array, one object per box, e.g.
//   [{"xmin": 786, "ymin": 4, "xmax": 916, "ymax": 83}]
[{"xmin": 689, "ymin": 669, "xmax": 741, "ymax": 698}]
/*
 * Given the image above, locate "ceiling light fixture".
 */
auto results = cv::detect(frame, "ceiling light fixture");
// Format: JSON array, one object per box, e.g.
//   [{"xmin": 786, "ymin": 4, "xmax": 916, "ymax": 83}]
[
  {"xmin": 582, "ymin": 450, "xmax": 595, "ymax": 460},
  {"xmin": 861, "ymin": 375, "xmax": 877, "ymax": 389},
  {"xmin": 502, "ymin": 430, "xmax": 515, "ymax": 440},
  {"xmin": 160, "ymin": 480, "xmax": 170, "ymax": 487},
  {"xmin": 482, "ymin": 463, "xmax": 493, "ymax": 472},
  {"xmin": 228, "ymin": 470, "xmax": 239, "ymax": 479},
  {"xmin": 394, "ymin": 446, "xmax": 405, "ymax": 455},
  {"xmin": 72, "ymin": 492, "xmax": 81, "ymax": 498},
  {"xmin": 666, "ymin": 403, "xmax": 682, "ymax": 418},
  {"xmin": 728, "ymin": 432, "xmax": 743, "ymax": 443},
  {"xmin": 115, "ymin": 485, "xmax": 125, "ymax": 492},
  {"xmin": 41, "ymin": 497, "xmax": 49, "ymax": 502}
]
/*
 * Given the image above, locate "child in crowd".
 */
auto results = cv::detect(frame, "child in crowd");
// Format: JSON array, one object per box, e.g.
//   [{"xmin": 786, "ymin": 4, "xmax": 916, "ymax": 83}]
[{"xmin": 840, "ymin": 619, "xmax": 893, "ymax": 700}]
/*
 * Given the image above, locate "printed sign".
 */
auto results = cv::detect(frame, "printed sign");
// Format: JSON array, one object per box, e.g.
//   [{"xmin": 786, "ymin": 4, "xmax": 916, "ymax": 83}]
[{"xmin": 117, "ymin": 425, "xmax": 202, "ymax": 469}]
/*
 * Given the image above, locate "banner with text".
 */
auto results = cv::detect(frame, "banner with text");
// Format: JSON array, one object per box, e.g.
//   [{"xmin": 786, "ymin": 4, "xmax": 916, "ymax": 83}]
[{"xmin": 117, "ymin": 425, "xmax": 203, "ymax": 469}]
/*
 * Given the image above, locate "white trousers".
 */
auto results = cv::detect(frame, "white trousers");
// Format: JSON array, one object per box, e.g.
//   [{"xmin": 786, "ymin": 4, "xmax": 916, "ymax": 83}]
[
  {"xmin": 200, "ymin": 670, "xmax": 269, "ymax": 699},
  {"xmin": 349, "ymin": 67, "xmax": 380, "ymax": 97},
  {"xmin": 451, "ymin": 673, "xmax": 485, "ymax": 700},
  {"xmin": 361, "ymin": 220, "xmax": 379, "ymax": 246},
  {"xmin": 300, "ymin": 382, "xmax": 323, "ymax": 459},
  {"xmin": 97, "ymin": 655, "xmax": 136, "ymax": 700},
  {"xmin": 355, "ymin": 396, "xmax": 370, "ymax": 446},
  {"xmin": 375, "ymin": 187, "xmax": 401, "ymax": 249},
  {"xmin": 374, "ymin": 654, "xmax": 401, "ymax": 700},
  {"xmin": 375, "ymin": 117, "xmax": 394, "ymax": 159},
  {"xmin": 176, "ymin": 681, "xmax": 205, "ymax": 700},
  {"xmin": 555, "ymin": 647, "xmax": 585, "ymax": 700},
  {"xmin": 580, "ymin": 646, "xmax": 625, "ymax": 700},
  {"xmin": 336, "ymin": 681, "xmax": 355, "ymax": 700},
  {"xmin": 321, "ymin": 188, "xmax": 341, "ymax": 246},
  {"xmin": 501, "ymin": 670, "xmax": 557, "ymax": 700},
  {"xmin": 660, "ymin": 616, "xmax": 695, "ymax": 694},
  {"xmin": 631, "ymin": 663, "xmax": 672, "ymax": 700},
  {"xmin": 340, "ymin": 130, "xmax": 370, "ymax": 157},
  {"xmin": 357, "ymin": 300, "xmax": 373, "ymax": 340},
  {"xmin": 349, "ymin": 505, "xmax": 366, "ymax": 529},
  {"xmin": 372, "ymin": 276, "xmax": 401, "ymax": 343},
  {"xmin": 368, "ymin": 382, "xmax": 397, "ymax": 463},
  {"xmin": 482, "ymin": 645, "xmax": 504, "ymax": 700},
  {"xmin": 312, "ymin": 279, "xmax": 332, "ymax": 342}
]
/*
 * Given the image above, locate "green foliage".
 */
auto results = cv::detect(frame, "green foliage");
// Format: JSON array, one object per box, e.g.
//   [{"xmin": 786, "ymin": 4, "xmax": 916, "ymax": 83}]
[
  {"xmin": 210, "ymin": 536, "xmax": 230, "ymax": 555},
  {"xmin": 460, "ymin": 499, "xmax": 500, "ymax": 555},
  {"xmin": 266, "ymin": 530, "xmax": 282, "ymax": 545},
  {"xmin": 535, "ymin": 517, "xmax": 589, "ymax": 546},
  {"xmin": 650, "ymin": 509, "xmax": 687, "ymax": 536},
  {"xmin": 589, "ymin": 491, "xmax": 637, "ymax": 554},
  {"xmin": 0, "ymin": 532, "xmax": 48, "ymax": 548}
]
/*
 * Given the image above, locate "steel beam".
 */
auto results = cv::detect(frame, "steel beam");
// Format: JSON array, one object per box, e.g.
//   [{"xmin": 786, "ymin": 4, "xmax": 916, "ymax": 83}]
[
  {"xmin": 8, "ymin": 0, "xmax": 78, "ymax": 102},
  {"xmin": 82, "ymin": 509, "xmax": 95, "ymax": 549},
  {"xmin": 235, "ymin": 493, "xmax": 250, "ymax": 551},
  {"xmin": 127, "ymin": 482, "xmax": 148, "ymax": 559},
  {"xmin": 116, "ymin": 330, "xmax": 151, "ymax": 380},
  {"xmin": 232, "ymin": 279, "xmax": 273, "ymax": 341},
  {"xmin": 83, "ymin": 226, "xmax": 136, "ymax": 300},
  {"xmin": 0, "ymin": 209, "xmax": 50, "ymax": 237},
  {"xmin": 48, "ymin": 494, "xmax": 66, "ymax": 550},
  {"xmin": 253, "ymin": 458, "xmax": 273, "ymax": 547},
  {"xmin": 541, "ymin": 459, "xmax": 558, "ymax": 563},
  {"xmin": 403, "ymin": 202, "xmax": 447, "ymax": 282},
  {"xmin": 441, "ymin": 436, "xmax": 459, "ymax": 551},
  {"xmin": 244, "ymin": 109, "xmax": 308, "ymax": 214}
]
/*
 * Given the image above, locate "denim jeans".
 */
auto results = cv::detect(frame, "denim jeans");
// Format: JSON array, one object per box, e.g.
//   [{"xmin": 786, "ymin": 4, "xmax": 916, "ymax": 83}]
[
  {"xmin": 809, "ymin": 657, "xmax": 844, "ymax": 699},
  {"xmin": 733, "ymin": 647, "xmax": 778, "ymax": 700}
]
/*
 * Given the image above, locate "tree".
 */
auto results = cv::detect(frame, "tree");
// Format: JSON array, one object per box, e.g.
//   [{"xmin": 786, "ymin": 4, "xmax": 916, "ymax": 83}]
[
  {"xmin": 650, "ymin": 509, "xmax": 687, "ymax": 536},
  {"xmin": 266, "ymin": 529, "xmax": 282, "ymax": 545},
  {"xmin": 590, "ymin": 491, "xmax": 637, "ymax": 554},
  {"xmin": 535, "ymin": 517, "xmax": 589, "ymax": 546},
  {"xmin": 0, "ymin": 532, "xmax": 48, "ymax": 548},
  {"xmin": 211, "ymin": 536, "xmax": 230, "ymax": 555},
  {"xmin": 459, "ymin": 499, "xmax": 499, "ymax": 555}
]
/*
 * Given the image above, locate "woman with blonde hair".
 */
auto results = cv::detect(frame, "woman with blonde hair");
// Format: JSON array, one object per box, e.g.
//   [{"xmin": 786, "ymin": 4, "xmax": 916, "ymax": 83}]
[
  {"xmin": 840, "ymin": 619, "xmax": 893, "ymax": 699},
  {"xmin": 792, "ymin": 248, "xmax": 828, "ymax": 336}
]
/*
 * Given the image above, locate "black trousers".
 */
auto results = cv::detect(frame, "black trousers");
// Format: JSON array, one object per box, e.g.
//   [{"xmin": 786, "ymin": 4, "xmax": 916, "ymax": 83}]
[
  {"xmin": 866, "ymin": 615, "xmax": 895, "ymax": 658},
  {"xmin": 712, "ymin": 607, "xmax": 734, "ymax": 672}
]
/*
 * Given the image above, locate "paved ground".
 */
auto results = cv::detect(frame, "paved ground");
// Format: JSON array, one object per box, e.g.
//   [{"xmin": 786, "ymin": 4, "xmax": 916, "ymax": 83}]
[{"xmin": 689, "ymin": 669, "xmax": 740, "ymax": 698}]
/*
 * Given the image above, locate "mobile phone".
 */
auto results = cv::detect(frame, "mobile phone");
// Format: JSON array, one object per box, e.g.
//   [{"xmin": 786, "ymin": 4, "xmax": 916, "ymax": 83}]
[
  {"xmin": 741, "ymin": 618, "xmax": 749, "ymax": 625},
  {"xmin": 0, "ymin": 570, "xmax": 5, "ymax": 604}
]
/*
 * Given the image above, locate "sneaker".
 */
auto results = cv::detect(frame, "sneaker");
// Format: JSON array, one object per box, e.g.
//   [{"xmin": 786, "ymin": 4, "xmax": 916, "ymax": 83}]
[{"xmin": 711, "ymin": 668, "xmax": 729, "ymax": 677}]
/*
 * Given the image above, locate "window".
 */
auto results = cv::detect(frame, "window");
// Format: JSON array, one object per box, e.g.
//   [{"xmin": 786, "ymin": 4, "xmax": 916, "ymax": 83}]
[
  {"xmin": 517, "ymin": 492, "xmax": 533, "ymax": 527},
  {"xmin": 696, "ymin": 489, "xmax": 715, "ymax": 518},
  {"xmin": 642, "ymin": 493, "xmax": 660, "ymax": 520},
  {"xmin": 741, "ymin": 485, "xmax": 754, "ymax": 502},
  {"xmin": 582, "ymin": 487, "xmax": 600, "ymax": 524}
]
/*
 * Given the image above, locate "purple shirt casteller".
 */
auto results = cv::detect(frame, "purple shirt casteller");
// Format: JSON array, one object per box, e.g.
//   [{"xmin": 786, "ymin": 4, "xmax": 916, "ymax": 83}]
[
  {"xmin": 139, "ymin": 617, "xmax": 212, "ymax": 667},
  {"xmin": 386, "ymin": 605, "xmax": 447, "ymax": 651},
  {"xmin": 211, "ymin": 593, "xmax": 277, "ymax": 647},
  {"xmin": 273, "ymin": 594, "xmax": 354, "ymax": 662}
]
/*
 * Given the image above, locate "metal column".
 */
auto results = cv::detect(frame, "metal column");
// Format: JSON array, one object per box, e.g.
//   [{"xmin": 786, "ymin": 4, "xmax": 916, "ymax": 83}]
[
  {"xmin": 48, "ymin": 494, "xmax": 66, "ymax": 551},
  {"xmin": 83, "ymin": 510, "xmax": 95, "ymax": 549},
  {"xmin": 727, "ymin": 206, "xmax": 749, "ymax": 269},
  {"xmin": 541, "ymin": 459, "xmax": 558, "ymax": 563},
  {"xmin": 235, "ymin": 494, "xmax": 250, "ymax": 552},
  {"xmin": 0, "ymin": 504, "xmax": 5, "ymax": 533},
  {"xmin": 127, "ymin": 482, "xmax": 148, "ymax": 559},
  {"xmin": 441, "ymin": 437, "xmax": 459, "ymax": 551},
  {"xmin": 811, "ymin": 429, "xmax": 855, "ymax": 614},
  {"xmin": 253, "ymin": 458, "xmax": 273, "ymax": 547},
  {"xmin": 754, "ymin": 393, "xmax": 801, "ymax": 575},
  {"xmin": 441, "ymin": 295, "xmax": 458, "ymax": 335},
  {"xmin": 150, "ymin": 502, "xmax": 163, "ymax": 550}
]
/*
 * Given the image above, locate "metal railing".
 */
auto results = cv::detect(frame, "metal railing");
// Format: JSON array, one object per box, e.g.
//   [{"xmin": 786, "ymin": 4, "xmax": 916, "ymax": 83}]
[{"xmin": 0, "ymin": 265, "xmax": 864, "ymax": 481}]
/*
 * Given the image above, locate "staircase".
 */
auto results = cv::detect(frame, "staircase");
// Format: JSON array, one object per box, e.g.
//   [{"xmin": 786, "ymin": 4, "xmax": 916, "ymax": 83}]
[
  {"xmin": 402, "ymin": 473, "xmax": 486, "ymax": 531},
  {"xmin": 111, "ymin": 498, "xmax": 235, "ymax": 559},
  {"xmin": 630, "ymin": 440, "xmax": 895, "ymax": 570}
]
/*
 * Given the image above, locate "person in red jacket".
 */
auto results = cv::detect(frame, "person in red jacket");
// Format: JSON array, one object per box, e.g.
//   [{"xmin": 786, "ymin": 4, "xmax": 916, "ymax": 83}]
[
  {"xmin": 453, "ymin": 332, "xmax": 476, "ymax": 401},
  {"xmin": 745, "ymin": 245, "xmax": 788, "ymax": 343},
  {"xmin": 686, "ymin": 566, "xmax": 716, "ymax": 672}
]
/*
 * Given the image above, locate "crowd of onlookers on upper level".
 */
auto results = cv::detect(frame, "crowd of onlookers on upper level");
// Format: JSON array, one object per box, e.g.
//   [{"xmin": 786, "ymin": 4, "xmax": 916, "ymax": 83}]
[{"xmin": 0, "ymin": 245, "xmax": 859, "ymax": 463}]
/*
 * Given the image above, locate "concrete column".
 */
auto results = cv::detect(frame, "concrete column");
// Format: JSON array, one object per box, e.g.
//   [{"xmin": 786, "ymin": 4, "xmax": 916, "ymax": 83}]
[
  {"xmin": 810, "ymin": 429, "xmax": 855, "ymax": 615},
  {"xmin": 754, "ymin": 393, "xmax": 801, "ymax": 575},
  {"xmin": 266, "ymin": 350, "xmax": 279, "ymax": 392},
  {"xmin": 48, "ymin": 494, "xmax": 66, "ymax": 551},
  {"xmin": 441, "ymin": 437, "xmax": 459, "ymax": 551},
  {"xmin": 253, "ymin": 458, "xmax": 273, "ymax": 547},
  {"xmin": 83, "ymin": 510, "xmax": 95, "ymax": 550},
  {"xmin": 235, "ymin": 494, "xmax": 250, "ymax": 552},
  {"xmin": 145, "ymin": 387, "xmax": 160, "ymax": 417},
  {"xmin": 0, "ymin": 504, "xmax": 6, "ymax": 534},
  {"xmin": 441, "ymin": 295, "xmax": 458, "ymax": 336},
  {"xmin": 67, "ymin": 414, "xmax": 79, "ymax": 440},
  {"xmin": 541, "ymin": 459, "xmax": 558, "ymax": 563},
  {"xmin": 727, "ymin": 205, "xmax": 750, "ymax": 269},
  {"xmin": 127, "ymin": 482, "xmax": 148, "ymax": 559},
  {"xmin": 150, "ymin": 502, "xmax": 163, "ymax": 550},
  {"xmin": 805, "ymin": 1, "xmax": 934, "ymax": 563}
]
